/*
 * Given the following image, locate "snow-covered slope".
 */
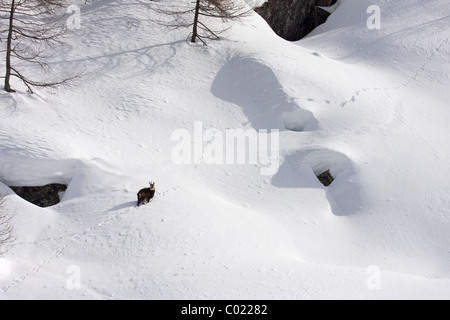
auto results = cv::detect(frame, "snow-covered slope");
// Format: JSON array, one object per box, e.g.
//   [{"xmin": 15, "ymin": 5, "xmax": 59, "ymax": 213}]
[{"xmin": 1, "ymin": 0, "xmax": 450, "ymax": 299}]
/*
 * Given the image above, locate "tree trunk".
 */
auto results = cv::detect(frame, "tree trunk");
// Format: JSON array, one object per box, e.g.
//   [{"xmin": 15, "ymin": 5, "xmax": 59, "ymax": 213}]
[
  {"xmin": 191, "ymin": 0, "xmax": 201, "ymax": 43},
  {"xmin": 5, "ymin": 0, "xmax": 16, "ymax": 92}
]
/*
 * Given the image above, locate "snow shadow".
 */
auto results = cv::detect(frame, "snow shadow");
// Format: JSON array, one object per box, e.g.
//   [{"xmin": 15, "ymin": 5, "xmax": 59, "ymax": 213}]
[
  {"xmin": 108, "ymin": 201, "xmax": 137, "ymax": 212},
  {"xmin": 211, "ymin": 57, "xmax": 317, "ymax": 131},
  {"xmin": 53, "ymin": 0, "xmax": 185, "ymax": 81},
  {"xmin": 56, "ymin": 40, "xmax": 183, "ymax": 82},
  {"xmin": 0, "ymin": 93, "xmax": 18, "ymax": 117},
  {"xmin": 272, "ymin": 149, "xmax": 361, "ymax": 216}
]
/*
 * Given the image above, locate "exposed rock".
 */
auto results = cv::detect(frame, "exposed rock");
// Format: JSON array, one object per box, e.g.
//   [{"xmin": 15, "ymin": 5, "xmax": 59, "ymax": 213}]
[
  {"xmin": 10, "ymin": 184, "xmax": 67, "ymax": 208},
  {"xmin": 317, "ymin": 170, "xmax": 334, "ymax": 186},
  {"xmin": 256, "ymin": 0, "xmax": 338, "ymax": 41}
]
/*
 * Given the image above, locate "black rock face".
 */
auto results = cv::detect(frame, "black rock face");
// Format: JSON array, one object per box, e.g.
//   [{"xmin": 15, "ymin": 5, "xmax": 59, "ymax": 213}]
[
  {"xmin": 317, "ymin": 170, "xmax": 334, "ymax": 187},
  {"xmin": 10, "ymin": 184, "xmax": 67, "ymax": 207},
  {"xmin": 256, "ymin": 0, "xmax": 338, "ymax": 41}
]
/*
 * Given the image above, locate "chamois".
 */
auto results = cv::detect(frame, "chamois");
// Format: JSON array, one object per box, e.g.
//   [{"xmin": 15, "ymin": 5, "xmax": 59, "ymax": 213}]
[{"xmin": 137, "ymin": 182, "xmax": 155, "ymax": 206}]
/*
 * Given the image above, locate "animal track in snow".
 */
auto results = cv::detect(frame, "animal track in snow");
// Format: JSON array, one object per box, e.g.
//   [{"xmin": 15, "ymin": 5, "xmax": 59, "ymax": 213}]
[
  {"xmin": 340, "ymin": 35, "xmax": 450, "ymax": 108},
  {"xmin": 0, "ymin": 202, "xmax": 140, "ymax": 293}
]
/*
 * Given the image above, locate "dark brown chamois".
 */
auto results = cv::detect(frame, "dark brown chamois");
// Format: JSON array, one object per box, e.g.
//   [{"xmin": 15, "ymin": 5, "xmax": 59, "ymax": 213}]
[{"xmin": 137, "ymin": 182, "xmax": 155, "ymax": 206}]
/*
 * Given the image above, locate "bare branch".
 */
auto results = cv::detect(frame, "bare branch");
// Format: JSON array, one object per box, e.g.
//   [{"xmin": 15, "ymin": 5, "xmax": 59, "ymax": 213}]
[
  {"xmin": 157, "ymin": 0, "xmax": 251, "ymax": 45},
  {"xmin": 11, "ymin": 66, "xmax": 81, "ymax": 93},
  {"xmin": 1, "ymin": 0, "xmax": 76, "ymax": 93},
  {"xmin": 0, "ymin": 194, "xmax": 15, "ymax": 257}
]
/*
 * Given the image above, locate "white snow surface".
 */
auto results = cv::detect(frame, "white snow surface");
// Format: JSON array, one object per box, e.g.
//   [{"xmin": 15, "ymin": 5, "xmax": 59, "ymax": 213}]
[{"xmin": 0, "ymin": 0, "xmax": 450, "ymax": 299}]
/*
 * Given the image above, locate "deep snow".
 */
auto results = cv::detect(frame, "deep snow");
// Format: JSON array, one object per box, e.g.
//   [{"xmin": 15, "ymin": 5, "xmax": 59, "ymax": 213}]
[{"xmin": 0, "ymin": 0, "xmax": 450, "ymax": 299}]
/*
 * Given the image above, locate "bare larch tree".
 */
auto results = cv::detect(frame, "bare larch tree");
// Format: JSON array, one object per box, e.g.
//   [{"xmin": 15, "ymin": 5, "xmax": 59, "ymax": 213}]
[
  {"xmin": 0, "ymin": 0, "xmax": 74, "ymax": 93},
  {"xmin": 161, "ymin": 0, "xmax": 251, "ymax": 45}
]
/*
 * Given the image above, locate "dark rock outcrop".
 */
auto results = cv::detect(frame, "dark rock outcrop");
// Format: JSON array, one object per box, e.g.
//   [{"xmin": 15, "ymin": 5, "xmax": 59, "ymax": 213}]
[
  {"xmin": 317, "ymin": 170, "xmax": 334, "ymax": 187},
  {"xmin": 10, "ymin": 184, "xmax": 67, "ymax": 207},
  {"xmin": 256, "ymin": 0, "xmax": 337, "ymax": 41}
]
